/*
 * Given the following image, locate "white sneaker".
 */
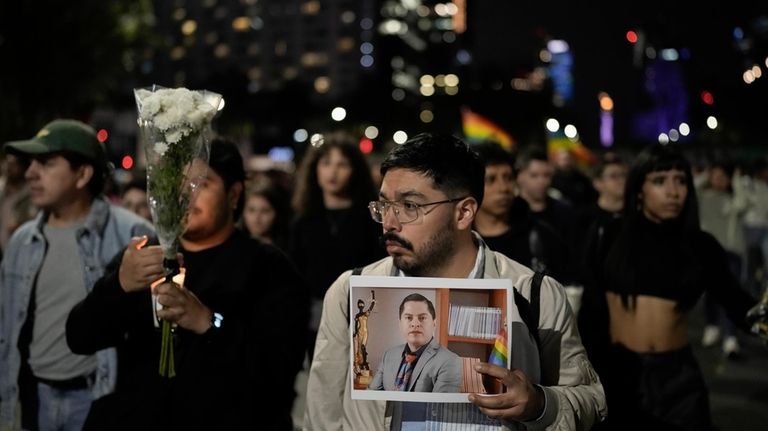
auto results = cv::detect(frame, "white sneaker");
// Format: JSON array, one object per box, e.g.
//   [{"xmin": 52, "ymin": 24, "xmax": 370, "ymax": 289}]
[
  {"xmin": 701, "ymin": 325, "xmax": 721, "ymax": 347},
  {"xmin": 723, "ymin": 336, "xmax": 741, "ymax": 358}
]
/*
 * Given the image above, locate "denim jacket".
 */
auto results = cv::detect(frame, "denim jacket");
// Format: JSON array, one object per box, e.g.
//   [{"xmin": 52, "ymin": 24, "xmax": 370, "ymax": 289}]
[{"xmin": 0, "ymin": 198, "xmax": 154, "ymax": 427}]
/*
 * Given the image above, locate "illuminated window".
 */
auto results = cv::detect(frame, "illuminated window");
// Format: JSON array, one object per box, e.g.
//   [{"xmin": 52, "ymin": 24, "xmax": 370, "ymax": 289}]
[
  {"xmin": 301, "ymin": 1, "xmax": 320, "ymax": 15},
  {"xmin": 360, "ymin": 55, "xmax": 374, "ymax": 67},
  {"xmin": 301, "ymin": 52, "xmax": 328, "ymax": 67},
  {"xmin": 340, "ymin": 10, "xmax": 355, "ymax": 24},
  {"xmin": 173, "ymin": 8, "xmax": 186, "ymax": 21},
  {"xmin": 247, "ymin": 67, "xmax": 262, "ymax": 80},
  {"xmin": 314, "ymin": 76, "xmax": 331, "ymax": 93},
  {"xmin": 232, "ymin": 17, "xmax": 251, "ymax": 32},
  {"xmin": 251, "ymin": 16, "xmax": 264, "ymax": 30},
  {"xmin": 170, "ymin": 46, "xmax": 186, "ymax": 60},
  {"xmin": 337, "ymin": 37, "xmax": 355, "ymax": 52},
  {"xmin": 181, "ymin": 20, "xmax": 197, "ymax": 35},
  {"xmin": 283, "ymin": 67, "xmax": 298, "ymax": 79},
  {"xmin": 214, "ymin": 44, "xmax": 230, "ymax": 58}
]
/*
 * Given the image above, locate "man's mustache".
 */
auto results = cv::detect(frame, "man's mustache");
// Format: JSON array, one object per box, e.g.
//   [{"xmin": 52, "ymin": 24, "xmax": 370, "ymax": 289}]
[{"xmin": 380, "ymin": 232, "xmax": 413, "ymax": 251}]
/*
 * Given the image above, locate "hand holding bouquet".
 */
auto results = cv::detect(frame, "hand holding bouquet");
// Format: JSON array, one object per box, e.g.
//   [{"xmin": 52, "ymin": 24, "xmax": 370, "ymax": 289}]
[{"xmin": 134, "ymin": 85, "xmax": 223, "ymax": 377}]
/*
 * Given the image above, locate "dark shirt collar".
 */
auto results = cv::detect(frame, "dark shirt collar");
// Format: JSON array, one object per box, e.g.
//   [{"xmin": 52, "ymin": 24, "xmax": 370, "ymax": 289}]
[{"xmin": 403, "ymin": 337, "xmax": 432, "ymax": 359}]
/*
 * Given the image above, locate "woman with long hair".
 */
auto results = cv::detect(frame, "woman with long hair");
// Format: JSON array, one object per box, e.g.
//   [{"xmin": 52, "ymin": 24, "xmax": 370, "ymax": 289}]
[
  {"xmin": 290, "ymin": 131, "xmax": 384, "ymax": 359},
  {"xmin": 240, "ymin": 180, "xmax": 292, "ymax": 251},
  {"xmin": 596, "ymin": 145, "xmax": 756, "ymax": 430}
]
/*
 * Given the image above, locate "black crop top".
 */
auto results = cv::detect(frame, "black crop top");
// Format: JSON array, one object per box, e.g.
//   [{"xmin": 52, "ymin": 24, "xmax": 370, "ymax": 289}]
[{"xmin": 603, "ymin": 216, "xmax": 754, "ymax": 327}]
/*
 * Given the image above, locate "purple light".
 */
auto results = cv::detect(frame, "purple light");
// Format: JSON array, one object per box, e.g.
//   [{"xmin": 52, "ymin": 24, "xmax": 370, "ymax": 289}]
[{"xmin": 600, "ymin": 111, "xmax": 614, "ymax": 147}]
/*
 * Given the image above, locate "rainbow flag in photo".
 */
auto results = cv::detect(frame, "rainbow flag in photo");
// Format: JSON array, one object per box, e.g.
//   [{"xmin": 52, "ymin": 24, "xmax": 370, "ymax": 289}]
[
  {"xmin": 461, "ymin": 108, "xmax": 515, "ymax": 150},
  {"xmin": 488, "ymin": 325, "xmax": 509, "ymax": 367}
]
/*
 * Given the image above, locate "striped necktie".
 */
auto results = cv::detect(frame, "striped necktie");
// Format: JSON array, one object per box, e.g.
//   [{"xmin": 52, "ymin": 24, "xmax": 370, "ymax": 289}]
[{"xmin": 394, "ymin": 353, "xmax": 418, "ymax": 391}]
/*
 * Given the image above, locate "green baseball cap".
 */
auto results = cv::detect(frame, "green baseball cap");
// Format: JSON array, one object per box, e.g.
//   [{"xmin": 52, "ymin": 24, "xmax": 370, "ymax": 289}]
[{"xmin": 4, "ymin": 119, "xmax": 106, "ymax": 166}]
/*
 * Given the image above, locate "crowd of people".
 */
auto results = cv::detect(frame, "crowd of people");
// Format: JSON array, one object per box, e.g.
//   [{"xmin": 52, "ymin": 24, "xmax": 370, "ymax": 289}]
[{"xmin": 0, "ymin": 118, "xmax": 766, "ymax": 431}]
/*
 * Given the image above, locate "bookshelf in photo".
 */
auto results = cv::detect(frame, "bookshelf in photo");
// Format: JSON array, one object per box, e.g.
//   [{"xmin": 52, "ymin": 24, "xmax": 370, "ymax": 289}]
[
  {"xmin": 437, "ymin": 288, "xmax": 507, "ymax": 393},
  {"xmin": 436, "ymin": 288, "xmax": 507, "ymax": 361}
]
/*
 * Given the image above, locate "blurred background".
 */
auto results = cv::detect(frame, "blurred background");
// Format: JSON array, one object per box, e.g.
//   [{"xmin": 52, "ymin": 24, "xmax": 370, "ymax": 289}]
[{"xmin": 2, "ymin": 0, "xmax": 768, "ymax": 170}]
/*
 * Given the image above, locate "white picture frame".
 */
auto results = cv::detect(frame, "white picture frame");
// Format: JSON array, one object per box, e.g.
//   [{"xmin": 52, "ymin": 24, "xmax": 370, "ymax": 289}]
[{"xmin": 349, "ymin": 275, "xmax": 513, "ymax": 403}]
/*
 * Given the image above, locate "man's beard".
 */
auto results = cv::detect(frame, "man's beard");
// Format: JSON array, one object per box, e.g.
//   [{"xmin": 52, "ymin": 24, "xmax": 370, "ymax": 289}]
[{"xmin": 390, "ymin": 219, "xmax": 456, "ymax": 277}]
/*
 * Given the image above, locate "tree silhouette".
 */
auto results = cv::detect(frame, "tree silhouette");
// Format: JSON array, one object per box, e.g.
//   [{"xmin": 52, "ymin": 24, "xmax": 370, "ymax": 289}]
[{"xmin": 0, "ymin": 1, "xmax": 154, "ymax": 142}]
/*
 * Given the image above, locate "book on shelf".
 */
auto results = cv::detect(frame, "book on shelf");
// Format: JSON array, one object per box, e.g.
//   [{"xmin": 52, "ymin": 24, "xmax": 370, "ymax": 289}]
[{"xmin": 447, "ymin": 304, "xmax": 502, "ymax": 340}]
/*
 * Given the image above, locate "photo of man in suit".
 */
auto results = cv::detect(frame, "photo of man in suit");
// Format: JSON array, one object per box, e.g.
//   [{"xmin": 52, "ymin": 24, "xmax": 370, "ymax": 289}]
[{"xmin": 369, "ymin": 293, "xmax": 461, "ymax": 392}]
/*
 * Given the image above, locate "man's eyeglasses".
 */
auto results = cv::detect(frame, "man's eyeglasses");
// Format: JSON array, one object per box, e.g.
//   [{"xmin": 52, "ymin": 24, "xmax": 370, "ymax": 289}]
[{"xmin": 368, "ymin": 197, "xmax": 467, "ymax": 224}]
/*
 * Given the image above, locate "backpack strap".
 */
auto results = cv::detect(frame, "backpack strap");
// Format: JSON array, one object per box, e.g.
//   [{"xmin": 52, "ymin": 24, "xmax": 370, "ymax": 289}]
[
  {"xmin": 530, "ymin": 271, "xmax": 544, "ymax": 335},
  {"xmin": 514, "ymin": 271, "xmax": 544, "ymax": 352}
]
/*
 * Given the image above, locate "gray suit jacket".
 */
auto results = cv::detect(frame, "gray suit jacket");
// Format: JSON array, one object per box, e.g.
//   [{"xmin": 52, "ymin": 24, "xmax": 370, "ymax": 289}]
[{"xmin": 369, "ymin": 338, "xmax": 461, "ymax": 393}]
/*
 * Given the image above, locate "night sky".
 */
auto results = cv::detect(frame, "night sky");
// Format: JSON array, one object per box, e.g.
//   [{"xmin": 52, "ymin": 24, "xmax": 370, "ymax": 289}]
[{"xmin": 465, "ymin": 0, "xmax": 768, "ymax": 148}]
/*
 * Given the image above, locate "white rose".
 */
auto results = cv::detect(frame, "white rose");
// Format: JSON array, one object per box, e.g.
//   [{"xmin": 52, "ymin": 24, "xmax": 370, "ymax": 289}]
[
  {"xmin": 153, "ymin": 142, "xmax": 169, "ymax": 156},
  {"xmin": 136, "ymin": 89, "xmax": 162, "ymax": 119},
  {"xmin": 165, "ymin": 129, "xmax": 184, "ymax": 144},
  {"xmin": 138, "ymin": 87, "xmax": 219, "ymax": 137},
  {"xmin": 187, "ymin": 110, "xmax": 204, "ymax": 128}
]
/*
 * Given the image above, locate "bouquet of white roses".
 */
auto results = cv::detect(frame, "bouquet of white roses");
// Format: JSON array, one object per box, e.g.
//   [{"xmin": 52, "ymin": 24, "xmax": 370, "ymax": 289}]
[{"xmin": 134, "ymin": 85, "xmax": 223, "ymax": 377}]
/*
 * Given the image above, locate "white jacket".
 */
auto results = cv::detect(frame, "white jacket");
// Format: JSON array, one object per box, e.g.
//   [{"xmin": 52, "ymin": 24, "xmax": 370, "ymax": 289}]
[{"xmin": 304, "ymin": 241, "xmax": 606, "ymax": 431}]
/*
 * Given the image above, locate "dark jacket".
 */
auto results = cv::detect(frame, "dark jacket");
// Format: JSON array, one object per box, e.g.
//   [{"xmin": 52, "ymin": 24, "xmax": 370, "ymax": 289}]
[
  {"xmin": 66, "ymin": 230, "xmax": 308, "ymax": 431},
  {"xmin": 289, "ymin": 206, "xmax": 384, "ymax": 301},
  {"xmin": 481, "ymin": 197, "xmax": 573, "ymax": 284}
]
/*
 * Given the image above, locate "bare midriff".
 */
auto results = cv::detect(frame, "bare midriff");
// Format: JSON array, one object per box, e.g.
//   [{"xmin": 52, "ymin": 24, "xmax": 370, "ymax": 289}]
[{"xmin": 605, "ymin": 292, "xmax": 689, "ymax": 352}]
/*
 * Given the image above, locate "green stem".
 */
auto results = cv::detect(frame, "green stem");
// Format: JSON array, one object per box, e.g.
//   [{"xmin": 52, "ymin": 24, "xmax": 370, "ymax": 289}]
[{"xmin": 159, "ymin": 320, "xmax": 176, "ymax": 378}]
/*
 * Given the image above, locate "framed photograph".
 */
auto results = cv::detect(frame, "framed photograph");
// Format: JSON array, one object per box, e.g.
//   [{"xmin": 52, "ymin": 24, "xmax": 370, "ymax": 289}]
[{"xmin": 349, "ymin": 275, "xmax": 513, "ymax": 403}]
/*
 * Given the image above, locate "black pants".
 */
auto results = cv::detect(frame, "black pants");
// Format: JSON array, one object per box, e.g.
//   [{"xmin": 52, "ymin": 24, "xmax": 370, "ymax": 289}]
[
  {"xmin": 18, "ymin": 361, "xmax": 39, "ymax": 430},
  {"xmin": 600, "ymin": 343, "xmax": 711, "ymax": 431}
]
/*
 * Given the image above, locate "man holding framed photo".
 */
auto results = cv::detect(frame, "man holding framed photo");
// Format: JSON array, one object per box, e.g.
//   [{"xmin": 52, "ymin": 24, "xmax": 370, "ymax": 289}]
[{"xmin": 304, "ymin": 133, "xmax": 606, "ymax": 430}]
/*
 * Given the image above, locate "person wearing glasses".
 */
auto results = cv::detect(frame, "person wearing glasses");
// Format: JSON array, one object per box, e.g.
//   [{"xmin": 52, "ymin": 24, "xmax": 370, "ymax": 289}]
[{"xmin": 304, "ymin": 133, "xmax": 606, "ymax": 430}]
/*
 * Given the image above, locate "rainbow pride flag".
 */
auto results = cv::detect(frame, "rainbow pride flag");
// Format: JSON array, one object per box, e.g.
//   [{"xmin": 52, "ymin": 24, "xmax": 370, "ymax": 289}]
[
  {"xmin": 488, "ymin": 325, "xmax": 509, "ymax": 367},
  {"xmin": 461, "ymin": 108, "xmax": 515, "ymax": 150},
  {"xmin": 547, "ymin": 132, "xmax": 597, "ymax": 168}
]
